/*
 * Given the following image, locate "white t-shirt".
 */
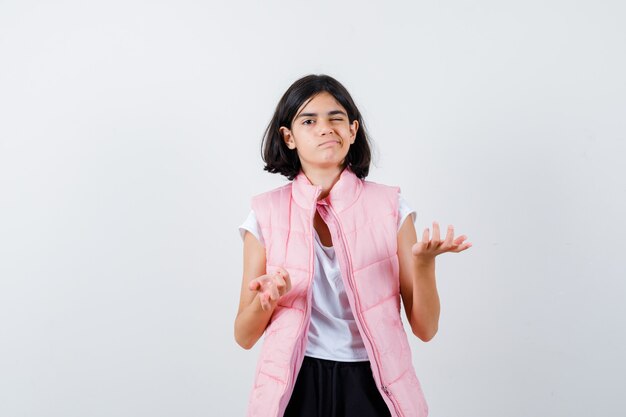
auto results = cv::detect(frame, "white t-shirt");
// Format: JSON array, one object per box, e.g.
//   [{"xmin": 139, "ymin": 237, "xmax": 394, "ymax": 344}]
[{"xmin": 238, "ymin": 194, "xmax": 416, "ymax": 361}]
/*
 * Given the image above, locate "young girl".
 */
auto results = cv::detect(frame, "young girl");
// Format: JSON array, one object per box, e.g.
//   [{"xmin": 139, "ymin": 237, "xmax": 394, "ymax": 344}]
[{"xmin": 235, "ymin": 74, "xmax": 471, "ymax": 417}]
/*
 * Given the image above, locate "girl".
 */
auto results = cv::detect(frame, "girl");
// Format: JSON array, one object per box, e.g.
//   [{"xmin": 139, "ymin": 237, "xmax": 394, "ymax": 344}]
[{"xmin": 235, "ymin": 74, "xmax": 471, "ymax": 417}]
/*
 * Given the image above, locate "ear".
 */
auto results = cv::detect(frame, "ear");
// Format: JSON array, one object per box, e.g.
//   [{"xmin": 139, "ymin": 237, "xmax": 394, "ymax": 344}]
[
  {"xmin": 349, "ymin": 120, "xmax": 359, "ymax": 144},
  {"xmin": 280, "ymin": 126, "xmax": 296, "ymax": 149}
]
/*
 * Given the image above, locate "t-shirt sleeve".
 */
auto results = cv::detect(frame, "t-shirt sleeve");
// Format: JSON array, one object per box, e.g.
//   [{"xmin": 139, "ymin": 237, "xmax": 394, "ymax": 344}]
[
  {"xmin": 397, "ymin": 193, "xmax": 416, "ymax": 232},
  {"xmin": 238, "ymin": 209, "xmax": 265, "ymax": 247}
]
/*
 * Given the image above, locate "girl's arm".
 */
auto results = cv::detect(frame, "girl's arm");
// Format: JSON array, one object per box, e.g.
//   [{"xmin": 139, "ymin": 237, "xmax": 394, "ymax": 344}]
[
  {"xmin": 234, "ymin": 231, "xmax": 290, "ymax": 349},
  {"xmin": 397, "ymin": 218, "xmax": 471, "ymax": 342}
]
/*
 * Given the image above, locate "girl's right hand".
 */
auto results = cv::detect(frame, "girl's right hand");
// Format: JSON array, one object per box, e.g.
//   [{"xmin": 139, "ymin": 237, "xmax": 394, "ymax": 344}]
[{"xmin": 248, "ymin": 267, "xmax": 292, "ymax": 311}]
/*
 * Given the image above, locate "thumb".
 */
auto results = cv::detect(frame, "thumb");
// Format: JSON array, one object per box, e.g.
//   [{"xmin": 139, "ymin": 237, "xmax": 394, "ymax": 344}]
[{"xmin": 249, "ymin": 279, "xmax": 261, "ymax": 291}]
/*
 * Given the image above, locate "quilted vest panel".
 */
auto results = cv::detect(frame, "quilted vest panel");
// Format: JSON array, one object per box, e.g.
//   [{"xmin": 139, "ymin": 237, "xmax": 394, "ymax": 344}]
[{"xmin": 246, "ymin": 167, "xmax": 428, "ymax": 417}]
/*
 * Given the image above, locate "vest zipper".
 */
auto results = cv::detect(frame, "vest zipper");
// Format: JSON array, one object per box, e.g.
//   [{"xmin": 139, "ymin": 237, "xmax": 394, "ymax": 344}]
[{"xmin": 319, "ymin": 203, "xmax": 404, "ymax": 417}]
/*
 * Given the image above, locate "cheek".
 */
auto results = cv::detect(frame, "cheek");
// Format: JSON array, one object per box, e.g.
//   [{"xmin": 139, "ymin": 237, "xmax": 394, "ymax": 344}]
[
  {"xmin": 342, "ymin": 125, "xmax": 354, "ymax": 137},
  {"xmin": 343, "ymin": 128, "xmax": 355, "ymax": 142}
]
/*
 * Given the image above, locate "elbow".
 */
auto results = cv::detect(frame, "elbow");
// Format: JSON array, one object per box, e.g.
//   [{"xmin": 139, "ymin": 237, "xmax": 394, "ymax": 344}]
[
  {"xmin": 235, "ymin": 337, "xmax": 255, "ymax": 350},
  {"xmin": 234, "ymin": 321, "xmax": 258, "ymax": 350},
  {"xmin": 420, "ymin": 329, "xmax": 437, "ymax": 342},
  {"xmin": 412, "ymin": 324, "xmax": 438, "ymax": 342},
  {"xmin": 234, "ymin": 331, "xmax": 256, "ymax": 350}
]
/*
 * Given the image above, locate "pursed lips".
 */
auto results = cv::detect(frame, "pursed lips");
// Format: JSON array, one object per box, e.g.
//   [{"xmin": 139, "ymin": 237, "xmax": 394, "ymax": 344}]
[{"xmin": 319, "ymin": 139, "xmax": 340, "ymax": 146}]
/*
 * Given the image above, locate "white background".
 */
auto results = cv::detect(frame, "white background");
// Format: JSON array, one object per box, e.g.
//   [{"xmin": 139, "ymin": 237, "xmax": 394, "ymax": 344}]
[{"xmin": 1, "ymin": 1, "xmax": 625, "ymax": 416}]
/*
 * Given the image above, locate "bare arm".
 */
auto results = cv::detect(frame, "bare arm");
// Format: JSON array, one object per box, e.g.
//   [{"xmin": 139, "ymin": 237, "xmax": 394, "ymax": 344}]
[
  {"xmin": 398, "ymin": 219, "xmax": 471, "ymax": 342},
  {"xmin": 234, "ymin": 231, "xmax": 291, "ymax": 350}
]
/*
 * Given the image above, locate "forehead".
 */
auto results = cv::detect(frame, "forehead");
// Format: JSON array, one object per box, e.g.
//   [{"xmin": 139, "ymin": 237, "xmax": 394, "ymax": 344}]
[{"xmin": 296, "ymin": 91, "xmax": 346, "ymax": 115}]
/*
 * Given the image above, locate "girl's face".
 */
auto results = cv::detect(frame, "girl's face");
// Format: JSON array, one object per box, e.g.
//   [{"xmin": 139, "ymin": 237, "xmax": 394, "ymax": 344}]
[{"xmin": 279, "ymin": 92, "xmax": 359, "ymax": 173}]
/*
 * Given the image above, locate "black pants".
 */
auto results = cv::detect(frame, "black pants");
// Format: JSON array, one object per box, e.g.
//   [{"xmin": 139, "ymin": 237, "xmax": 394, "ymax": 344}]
[{"xmin": 284, "ymin": 356, "xmax": 392, "ymax": 417}]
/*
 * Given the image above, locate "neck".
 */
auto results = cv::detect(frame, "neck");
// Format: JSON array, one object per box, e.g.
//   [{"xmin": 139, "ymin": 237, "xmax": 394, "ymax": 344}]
[{"xmin": 300, "ymin": 164, "xmax": 345, "ymax": 200}]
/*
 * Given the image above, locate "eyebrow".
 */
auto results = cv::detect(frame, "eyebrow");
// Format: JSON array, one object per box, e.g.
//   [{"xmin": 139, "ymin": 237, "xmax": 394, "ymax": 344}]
[{"xmin": 296, "ymin": 110, "xmax": 347, "ymax": 119}]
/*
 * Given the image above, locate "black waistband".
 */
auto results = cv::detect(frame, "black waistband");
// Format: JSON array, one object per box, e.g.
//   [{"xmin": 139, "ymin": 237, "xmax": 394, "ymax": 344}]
[{"xmin": 302, "ymin": 355, "xmax": 372, "ymax": 368}]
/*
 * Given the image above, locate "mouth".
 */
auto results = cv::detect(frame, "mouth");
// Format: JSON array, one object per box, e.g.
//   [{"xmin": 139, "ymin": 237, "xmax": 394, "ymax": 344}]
[{"xmin": 319, "ymin": 140, "xmax": 340, "ymax": 147}]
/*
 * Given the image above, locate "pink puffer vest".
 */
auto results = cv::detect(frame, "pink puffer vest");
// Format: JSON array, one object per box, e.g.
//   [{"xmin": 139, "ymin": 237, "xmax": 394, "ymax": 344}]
[{"xmin": 248, "ymin": 167, "xmax": 429, "ymax": 417}]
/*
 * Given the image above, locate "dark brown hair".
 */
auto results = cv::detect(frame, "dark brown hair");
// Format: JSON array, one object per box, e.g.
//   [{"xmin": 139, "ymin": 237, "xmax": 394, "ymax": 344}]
[{"xmin": 261, "ymin": 74, "xmax": 372, "ymax": 180}]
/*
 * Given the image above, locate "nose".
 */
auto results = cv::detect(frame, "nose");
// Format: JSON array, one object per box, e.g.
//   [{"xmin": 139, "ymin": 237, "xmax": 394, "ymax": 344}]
[{"xmin": 318, "ymin": 120, "xmax": 334, "ymax": 136}]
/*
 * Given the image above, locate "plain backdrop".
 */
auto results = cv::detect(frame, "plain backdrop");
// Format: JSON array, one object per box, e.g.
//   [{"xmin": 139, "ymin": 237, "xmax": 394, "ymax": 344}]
[{"xmin": 1, "ymin": 1, "xmax": 625, "ymax": 416}]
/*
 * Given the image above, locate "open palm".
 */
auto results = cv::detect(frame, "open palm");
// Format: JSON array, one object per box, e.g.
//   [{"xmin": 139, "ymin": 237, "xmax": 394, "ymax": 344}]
[{"xmin": 412, "ymin": 221, "xmax": 472, "ymax": 261}]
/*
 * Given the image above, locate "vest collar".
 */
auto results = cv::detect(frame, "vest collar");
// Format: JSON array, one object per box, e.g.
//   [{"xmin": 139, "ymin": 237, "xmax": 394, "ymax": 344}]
[{"xmin": 292, "ymin": 166, "xmax": 363, "ymax": 212}]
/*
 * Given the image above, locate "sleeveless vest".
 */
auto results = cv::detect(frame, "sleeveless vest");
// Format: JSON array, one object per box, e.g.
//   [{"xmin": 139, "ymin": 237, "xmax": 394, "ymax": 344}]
[{"xmin": 247, "ymin": 167, "xmax": 429, "ymax": 417}]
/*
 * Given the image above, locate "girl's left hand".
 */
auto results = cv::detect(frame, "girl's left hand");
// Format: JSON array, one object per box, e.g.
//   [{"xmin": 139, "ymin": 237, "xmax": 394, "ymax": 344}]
[{"xmin": 412, "ymin": 221, "xmax": 471, "ymax": 262}]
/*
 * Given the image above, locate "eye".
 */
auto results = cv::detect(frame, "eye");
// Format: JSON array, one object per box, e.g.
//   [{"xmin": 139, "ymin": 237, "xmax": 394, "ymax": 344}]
[
  {"xmin": 330, "ymin": 118, "xmax": 343, "ymax": 121},
  {"xmin": 302, "ymin": 119, "xmax": 314, "ymax": 125}
]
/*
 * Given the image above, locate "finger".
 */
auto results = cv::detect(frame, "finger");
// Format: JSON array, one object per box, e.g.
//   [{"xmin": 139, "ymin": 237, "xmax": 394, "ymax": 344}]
[
  {"xmin": 249, "ymin": 275, "xmax": 270, "ymax": 292},
  {"xmin": 275, "ymin": 266, "xmax": 289, "ymax": 277},
  {"xmin": 453, "ymin": 235, "xmax": 468, "ymax": 246},
  {"xmin": 442, "ymin": 224, "xmax": 454, "ymax": 248},
  {"xmin": 262, "ymin": 293, "xmax": 272, "ymax": 311},
  {"xmin": 274, "ymin": 267, "xmax": 291, "ymax": 286},
  {"xmin": 421, "ymin": 227, "xmax": 430, "ymax": 247},
  {"xmin": 279, "ymin": 268, "xmax": 292, "ymax": 291},
  {"xmin": 267, "ymin": 280, "xmax": 280, "ymax": 301},
  {"xmin": 453, "ymin": 242, "xmax": 472, "ymax": 252},
  {"xmin": 261, "ymin": 278, "xmax": 273, "ymax": 294},
  {"xmin": 274, "ymin": 275, "xmax": 287, "ymax": 294},
  {"xmin": 432, "ymin": 221, "xmax": 441, "ymax": 246},
  {"xmin": 258, "ymin": 293, "xmax": 268, "ymax": 310},
  {"xmin": 249, "ymin": 277, "xmax": 267, "ymax": 291},
  {"xmin": 249, "ymin": 280, "xmax": 261, "ymax": 291},
  {"xmin": 269, "ymin": 269, "xmax": 282, "ymax": 288},
  {"xmin": 414, "ymin": 228, "xmax": 430, "ymax": 255}
]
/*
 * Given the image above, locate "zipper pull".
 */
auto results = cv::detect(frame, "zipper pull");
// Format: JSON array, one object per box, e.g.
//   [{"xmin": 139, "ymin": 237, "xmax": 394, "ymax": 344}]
[{"xmin": 382, "ymin": 385, "xmax": 390, "ymax": 396}]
